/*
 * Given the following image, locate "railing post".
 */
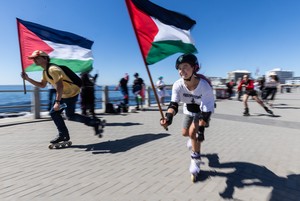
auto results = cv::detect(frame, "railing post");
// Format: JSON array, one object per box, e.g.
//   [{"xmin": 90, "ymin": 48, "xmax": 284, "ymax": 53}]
[
  {"xmin": 102, "ymin": 85, "xmax": 109, "ymax": 111},
  {"xmin": 32, "ymin": 86, "xmax": 41, "ymax": 119},
  {"xmin": 146, "ymin": 86, "xmax": 151, "ymax": 107}
]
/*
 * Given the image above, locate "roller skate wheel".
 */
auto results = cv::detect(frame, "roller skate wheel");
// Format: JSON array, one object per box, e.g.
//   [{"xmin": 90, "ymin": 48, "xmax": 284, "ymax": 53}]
[
  {"xmin": 191, "ymin": 174, "xmax": 197, "ymax": 183},
  {"xmin": 55, "ymin": 144, "xmax": 60, "ymax": 149},
  {"xmin": 61, "ymin": 144, "xmax": 66, "ymax": 148},
  {"xmin": 48, "ymin": 144, "xmax": 54, "ymax": 149},
  {"xmin": 67, "ymin": 141, "xmax": 72, "ymax": 146}
]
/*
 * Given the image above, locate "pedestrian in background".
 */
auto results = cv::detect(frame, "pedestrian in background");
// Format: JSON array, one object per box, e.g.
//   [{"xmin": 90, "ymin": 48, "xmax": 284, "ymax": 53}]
[
  {"xmin": 262, "ymin": 72, "xmax": 279, "ymax": 107},
  {"xmin": 132, "ymin": 73, "xmax": 145, "ymax": 110},
  {"xmin": 80, "ymin": 69, "xmax": 98, "ymax": 117},
  {"xmin": 115, "ymin": 73, "xmax": 129, "ymax": 112},
  {"xmin": 226, "ymin": 79, "xmax": 235, "ymax": 100},
  {"xmin": 236, "ymin": 77, "xmax": 243, "ymax": 101},
  {"xmin": 156, "ymin": 76, "xmax": 167, "ymax": 106}
]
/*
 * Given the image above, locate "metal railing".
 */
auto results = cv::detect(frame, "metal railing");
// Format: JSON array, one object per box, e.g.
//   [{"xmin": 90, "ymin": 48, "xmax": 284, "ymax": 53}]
[
  {"xmin": 0, "ymin": 85, "xmax": 171, "ymax": 119},
  {"xmin": 1, "ymin": 84, "xmax": 298, "ymax": 119}
]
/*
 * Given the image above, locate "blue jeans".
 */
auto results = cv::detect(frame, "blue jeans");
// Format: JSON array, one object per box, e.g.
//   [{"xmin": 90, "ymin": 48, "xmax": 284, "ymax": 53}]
[{"xmin": 50, "ymin": 94, "xmax": 94, "ymax": 138}]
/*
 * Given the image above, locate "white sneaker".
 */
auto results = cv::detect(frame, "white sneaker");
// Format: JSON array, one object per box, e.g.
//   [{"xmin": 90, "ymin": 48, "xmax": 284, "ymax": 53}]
[
  {"xmin": 186, "ymin": 138, "xmax": 192, "ymax": 150},
  {"xmin": 189, "ymin": 158, "xmax": 201, "ymax": 174}
]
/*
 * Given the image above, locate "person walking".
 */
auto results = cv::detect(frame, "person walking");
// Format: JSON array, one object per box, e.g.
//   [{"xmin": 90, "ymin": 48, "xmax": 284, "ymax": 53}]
[
  {"xmin": 80, "ymin": 69, "xmax": 98, "ymax": 117},
  {"xmin": 160, "ymin": 53, "xmax": 215, "ymax": 182},
  {"xmin": 156, "ymin": 76, "xmax": 167, "ymax": 106},
  {"xmin": 132, "ymin": 72, "xmax": 145, "ymax": 110},
  {"xmin": 236, "ymin": 77, "xmax": 243, "ymax": 101},
  {"xmin": 226, "ymin": 79, "xmax": 235, "ymax": 100},
  {"xmin": 21, "ymin": 50, "xmax": 103, "ymax": 145},
  {"xmin": 115, "ymin": 73, "xmax": 129, "ymax": 112},
  {"xmin": 237, "ymin": 74, "xmax": 273, "ymax": 116}
]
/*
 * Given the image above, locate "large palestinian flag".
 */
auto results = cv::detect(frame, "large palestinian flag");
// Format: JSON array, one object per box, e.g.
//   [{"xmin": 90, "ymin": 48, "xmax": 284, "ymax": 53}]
[
  {"xmin": 125, "ymin": 0, "xmax": 197, "ymax": 65},
  {"xmin": 17, "ymin": 18, "xmax": 94, "ymax": 73}
]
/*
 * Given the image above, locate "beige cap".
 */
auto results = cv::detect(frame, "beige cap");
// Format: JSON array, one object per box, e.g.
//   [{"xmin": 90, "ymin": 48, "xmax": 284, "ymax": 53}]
[{"xmin": 28, "ymin": 50, "xmax": 49, "ymax": 59}]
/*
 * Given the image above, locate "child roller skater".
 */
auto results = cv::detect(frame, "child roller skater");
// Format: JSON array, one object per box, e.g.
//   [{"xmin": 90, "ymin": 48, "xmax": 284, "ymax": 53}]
[
  {"xmin": 237, "ymin": 75, "xmax": 273, "ymax": 116},
  {"xmin": 160, "ymin": 54, "xmax": 215, "ymax": 182}
]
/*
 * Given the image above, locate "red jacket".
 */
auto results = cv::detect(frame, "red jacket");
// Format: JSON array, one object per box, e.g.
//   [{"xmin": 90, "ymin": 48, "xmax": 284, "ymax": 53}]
[{"xmin": 238, "ymin": 79, "xmax": 254, "ymax": 91}]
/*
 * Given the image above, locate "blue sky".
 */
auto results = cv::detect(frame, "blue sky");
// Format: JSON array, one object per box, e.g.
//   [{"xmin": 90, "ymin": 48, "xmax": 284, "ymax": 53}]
[{"xmin": 1, "ymin": 0, "xmax": 300, "ymax": 86}]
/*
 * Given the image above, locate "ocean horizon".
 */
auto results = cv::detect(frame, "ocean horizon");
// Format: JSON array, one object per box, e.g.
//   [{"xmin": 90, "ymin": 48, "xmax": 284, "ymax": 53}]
[{"xmin": 0, "ymin": 85, "xmax": 171, "ymax": 117}]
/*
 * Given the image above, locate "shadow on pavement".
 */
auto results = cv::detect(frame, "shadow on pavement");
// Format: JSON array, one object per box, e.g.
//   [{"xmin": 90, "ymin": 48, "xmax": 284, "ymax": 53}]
[
  {"xmin": 271, "ymin": 103, "xmax": 300, "ymax": 109},
  {"xmin": 104, "ymin": 122, "xmax": 142, "ymax": 127},
  {"xmin": 198, "ymin": 153, "xmax": 300, "ymax": 200},
  {"xmin": 273, "ymin": 106, "xmax": 300, "ymax": 110},
  {"xmin": 0, "ymin": 118, "xmax": 51, "ymax": 128},
  {"xmin": 71, "ymin": 133, "xmax": 170, "ymax": 154},
  {"xmin": 255, "ymin": 113, "xmax": 281, "ymax": 118}
]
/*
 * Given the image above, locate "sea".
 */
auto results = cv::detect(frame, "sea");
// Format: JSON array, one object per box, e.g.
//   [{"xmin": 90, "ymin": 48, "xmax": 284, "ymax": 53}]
[{"xmin": 0, "ymin": 85, "xmax": 171, "ymax": 117}]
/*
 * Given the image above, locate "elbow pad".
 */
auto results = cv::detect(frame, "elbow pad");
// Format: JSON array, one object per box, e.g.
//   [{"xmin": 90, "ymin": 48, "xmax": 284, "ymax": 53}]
[
  {"xmin": 201, "ymin": 112, "xmax": 211, "ymax": 123},
  {"xmin": 167, "ymin": 101, "xmax": 179, "ymax": 115}
]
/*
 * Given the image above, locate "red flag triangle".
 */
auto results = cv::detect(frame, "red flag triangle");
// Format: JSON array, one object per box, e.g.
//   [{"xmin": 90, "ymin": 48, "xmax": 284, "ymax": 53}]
[{"xmin": 17, "ymin": 21, "xmax": 53, "ymax": 70}]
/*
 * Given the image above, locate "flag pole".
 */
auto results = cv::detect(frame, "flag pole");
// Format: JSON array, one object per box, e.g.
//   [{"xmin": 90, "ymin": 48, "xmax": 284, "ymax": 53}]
[
  {"xmin": 16, "ymin": 18, "xmax": 27, "ymax": 94},
  {"xmin": 125, "ymin": 0, "xmax": 167, "ymax": 130},
  {"xmin": 144, "ymin": 64, "xmax": 167, "ymax": 130}
]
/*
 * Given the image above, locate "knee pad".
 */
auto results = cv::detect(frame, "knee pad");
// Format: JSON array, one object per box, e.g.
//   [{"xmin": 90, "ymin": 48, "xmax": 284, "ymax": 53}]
[{"xmin": 197, "ymin": 126, "xmax": 205, "ymax": 142}]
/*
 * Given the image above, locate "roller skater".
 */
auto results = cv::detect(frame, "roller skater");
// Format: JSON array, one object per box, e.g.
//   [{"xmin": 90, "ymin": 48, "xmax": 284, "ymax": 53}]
[
  {"xmin": 237, "ymin": 74, "xmax": 273, "ymax": 116},
  {"xmin": 261, "ymin": 72, "xmax": 279, "ymax": 108},
  {"xmin": 160, "ymin": 53, "xmax": 215, "ymax": 183},
  {"xmin": 21, "ymin": 50, "xmax": 105, "ymax": 149}
]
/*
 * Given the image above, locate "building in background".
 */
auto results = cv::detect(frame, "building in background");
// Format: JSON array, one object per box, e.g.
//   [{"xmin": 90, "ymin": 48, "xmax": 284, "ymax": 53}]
[
  {"xmin": 266, "ymin": 68, "xmax": 294, "ymax": 84},
  {"xmin": 227, "ymin": 70, "xmax": 251, "ymax": 82},
  {"xmin": 285, "ymin": 77, "xmax": 300, "ymax": 85},
  {"xmin": 208, "ymin": 77, "xmax": 226, "ymax": 86}
]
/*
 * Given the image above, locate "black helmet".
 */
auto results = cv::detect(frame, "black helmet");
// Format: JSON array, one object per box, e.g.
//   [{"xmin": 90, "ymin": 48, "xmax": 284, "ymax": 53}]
[
  {"xmin": 134, "ymin": 73, "xmax": 139, "ymax": 77},
  {"xmin": 175, "ymin": 53, "xmax": 199, "ymax": 72}
]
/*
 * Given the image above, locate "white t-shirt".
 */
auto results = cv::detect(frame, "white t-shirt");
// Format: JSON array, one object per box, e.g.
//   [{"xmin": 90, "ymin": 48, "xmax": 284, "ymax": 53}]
[
  {"xmin": 265, "ymin": 77, "xmax": 279, "ymax": 88},
  {"xmin": 171, "ymin": 78, "xmax": 215, "ymax": 115},
  {"xmin": 156, "ymin": 80, "xmax": 165, "ymax": 91}
]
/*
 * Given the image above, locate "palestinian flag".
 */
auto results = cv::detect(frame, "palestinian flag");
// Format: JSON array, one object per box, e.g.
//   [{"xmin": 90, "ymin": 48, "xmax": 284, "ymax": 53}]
[
  {"xmin": 125, "ymin": 0, "xmax": 197, "ymax": 65},
  {"xmin": 17, "ymin": 18, "xmax": 94, "ymax": 73}
]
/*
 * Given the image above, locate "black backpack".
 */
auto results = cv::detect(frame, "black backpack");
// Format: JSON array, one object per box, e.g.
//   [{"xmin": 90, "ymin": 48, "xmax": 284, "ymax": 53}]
[{"xmin": 46, "ymin": 63, "xmax": 82, "ymax": 88}]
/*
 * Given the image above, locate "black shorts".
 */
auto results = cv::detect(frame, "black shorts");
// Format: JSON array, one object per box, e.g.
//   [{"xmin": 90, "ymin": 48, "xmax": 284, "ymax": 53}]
[{"xmin": 245, "ymin": 90, "xmax": 258, "ymax": 96}]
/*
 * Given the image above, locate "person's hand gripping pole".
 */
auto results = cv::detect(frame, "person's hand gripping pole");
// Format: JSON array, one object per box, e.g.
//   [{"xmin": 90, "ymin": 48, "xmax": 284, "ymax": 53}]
[
  {"xmin": 160, "ymin": 102, "xmax": 178, "ymax": 131},
  {"xmin": 160, "ymin": 113, "xmax": 174, "ymax": 131}
]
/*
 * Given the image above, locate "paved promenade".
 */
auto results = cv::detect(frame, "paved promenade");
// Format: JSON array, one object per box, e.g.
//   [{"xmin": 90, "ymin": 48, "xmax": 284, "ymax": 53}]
[{"xmin": 1, "ymin": 89, "xmax": 300, "ymax": 201}]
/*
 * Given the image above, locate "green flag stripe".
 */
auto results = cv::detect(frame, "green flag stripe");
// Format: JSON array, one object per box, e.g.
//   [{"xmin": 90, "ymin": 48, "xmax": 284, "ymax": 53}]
[
  {"xmin": 146, "ymin": 40, "xmax": 197, "ymax": 65},
  {"xmin": 25, "ymin": 59, "xmax": 93, "ymax": 73}
]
